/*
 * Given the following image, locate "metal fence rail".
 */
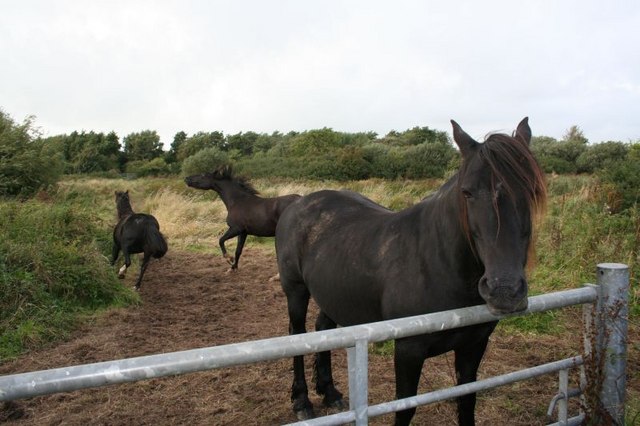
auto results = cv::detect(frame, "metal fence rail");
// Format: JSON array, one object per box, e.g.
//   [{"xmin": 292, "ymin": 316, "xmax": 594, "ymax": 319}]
[{"xmin": 0, "ymin": 263, "xmax": 629, "ymax": 426}]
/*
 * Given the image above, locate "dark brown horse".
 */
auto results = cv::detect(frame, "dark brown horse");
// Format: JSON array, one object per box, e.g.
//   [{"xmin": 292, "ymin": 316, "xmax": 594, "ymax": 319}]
[
  {"xmin": 111, "ymin": 191, "xmax": 168, "ymax": 290},
  {"xmin": 275, "ymin": 118, "xmax": 546, "ymax": 425},
  {"xmin": 185, "ymin": 166, "xmax": 301, "ymax": 271}
]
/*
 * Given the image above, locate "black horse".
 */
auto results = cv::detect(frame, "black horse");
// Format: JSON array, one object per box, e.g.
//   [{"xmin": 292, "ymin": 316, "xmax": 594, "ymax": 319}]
[
  {"xmin": 185, "ymin": 166, "xmax": 300, "ymax": 271},
  {"xmin": 275, "ymin": 118, "xmax": 546, "ymax": 425},
  {"xmin": 111, "ymin": 190, "xmax": 168, "ymax": 290}
]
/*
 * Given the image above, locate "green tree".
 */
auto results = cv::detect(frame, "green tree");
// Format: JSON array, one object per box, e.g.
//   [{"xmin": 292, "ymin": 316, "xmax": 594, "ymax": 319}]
[
  {"xmin": 227, "ymin": 131, "xmax": 259, "ymax": 156},
  {"xmin": 531, "ymin": 131, "xmax": 587, "ymax": 174},
  {"xmin": 123, "ymin": 130, "xmax": 163, "ymax": 162},
  {"xmin": 166, "ymin": 131, "xmax": 187, "ymax": 164},
  {"xmin": 563, "ymin": 125, "xmax": 588, "ymax": 145},
  {"xmin": 177, "ymin": 131, "xmax": 225, "ymax": 162},
  {"xmin": 0, "ymin": 110, "xmax": 63, "ymax": 197}
]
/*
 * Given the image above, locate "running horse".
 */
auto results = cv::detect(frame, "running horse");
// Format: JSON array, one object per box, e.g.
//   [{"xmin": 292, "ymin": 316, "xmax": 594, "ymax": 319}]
[
  {"xmin": 185, "ymin": 166, "xmax": 301, "ymax": 271},
  {"xmin": 111, "ymin": 190, "xmax": 168, "ymax": 290},
  {"xmin": 275, "ymin": 118, "xmax": 546, "ymax": 425}
]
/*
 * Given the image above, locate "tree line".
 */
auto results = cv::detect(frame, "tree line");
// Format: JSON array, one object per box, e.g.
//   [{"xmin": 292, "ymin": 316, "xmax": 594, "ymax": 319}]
[{"xmin": 1, "ymin": 108, "xmax": 638, "ymax": 210}]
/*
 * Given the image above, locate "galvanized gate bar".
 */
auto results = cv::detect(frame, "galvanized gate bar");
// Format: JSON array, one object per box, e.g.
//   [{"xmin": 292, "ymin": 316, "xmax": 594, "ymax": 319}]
[
  {"xmin": 287, "ymin": 356, "xmax": 584, "ymax": 426},
  {"xmin": 366, "ymin": 356, "xmax": 584, "ymax": 418},
  {"xmin": 0, "ymin": 286, "xmax": 597, "ymax": 401}
]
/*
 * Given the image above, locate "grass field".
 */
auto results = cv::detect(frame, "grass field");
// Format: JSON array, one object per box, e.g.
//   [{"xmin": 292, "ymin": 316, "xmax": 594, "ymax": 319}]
[{"xmin": 1, "ymin": 173, "xmax": 638, "ymax": 421}]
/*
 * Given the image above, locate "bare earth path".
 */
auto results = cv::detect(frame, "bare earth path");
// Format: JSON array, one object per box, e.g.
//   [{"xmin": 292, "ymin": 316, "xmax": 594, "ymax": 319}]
[{"xmin": 1, "ymin": 248, "xmax": 636, "ymax": 425}]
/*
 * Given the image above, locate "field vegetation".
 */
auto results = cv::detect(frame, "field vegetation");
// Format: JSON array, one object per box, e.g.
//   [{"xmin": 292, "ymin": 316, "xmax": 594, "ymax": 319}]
[{"xmin": 1, "ymin": 107, "xmax": 639, "ymax": 421}]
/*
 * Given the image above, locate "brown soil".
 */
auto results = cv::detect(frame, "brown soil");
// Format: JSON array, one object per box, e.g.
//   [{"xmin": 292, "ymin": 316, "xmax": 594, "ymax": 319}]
[{"xmin": 0, "ymin": 248, "xmax": 636, "ymax": 425}]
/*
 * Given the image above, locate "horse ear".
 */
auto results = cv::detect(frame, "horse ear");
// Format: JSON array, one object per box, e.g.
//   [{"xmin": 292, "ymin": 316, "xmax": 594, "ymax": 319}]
[
  {"xmin": 450, "ymin": 120, "xmax": 478, "ymax": 159},
  {"xmin": 515, "ymin": 117, "xmax": 531, "ymax": 146}
]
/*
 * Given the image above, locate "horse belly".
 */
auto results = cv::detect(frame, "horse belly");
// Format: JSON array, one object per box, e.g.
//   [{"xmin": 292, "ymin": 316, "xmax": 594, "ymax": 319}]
[{"xmin": 304, "ymin": 265, "xmax": 385, "ymax": 326}]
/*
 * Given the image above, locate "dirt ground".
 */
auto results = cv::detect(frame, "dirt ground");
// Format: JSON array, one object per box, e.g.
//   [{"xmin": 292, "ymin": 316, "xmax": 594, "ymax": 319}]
[{"xmin": 0, "ymin": 248, "xmax": 636, "ymax": 425}]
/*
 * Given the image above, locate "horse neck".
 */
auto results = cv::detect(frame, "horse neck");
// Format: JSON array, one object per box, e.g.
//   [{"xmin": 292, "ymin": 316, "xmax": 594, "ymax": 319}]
[
  {"xmin": 117, "ymin": 200, "xmax": 135, "ymax": 220},
  {"xmin": 417, "ymin": 178, "xmax": 483, "ymax": 280},
  {"xmin": 215, "ymin": 181, "xmax": 257, "ymax": 208}
]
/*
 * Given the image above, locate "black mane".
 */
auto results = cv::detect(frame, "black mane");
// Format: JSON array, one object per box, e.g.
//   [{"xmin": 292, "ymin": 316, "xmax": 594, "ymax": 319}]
[{"xmin": 212, "ymin": 165, "xmax": 259, "ymax": 195}]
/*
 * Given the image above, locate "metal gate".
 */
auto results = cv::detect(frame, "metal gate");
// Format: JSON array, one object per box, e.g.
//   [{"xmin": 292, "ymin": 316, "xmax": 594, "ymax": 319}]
[{"xmin": 0, "ymin": 263, "xmax": 630, "ymax": 425}]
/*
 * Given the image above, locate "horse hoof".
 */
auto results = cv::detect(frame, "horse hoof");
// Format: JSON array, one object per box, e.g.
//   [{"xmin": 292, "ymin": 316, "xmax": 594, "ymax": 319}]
[
  {"xmin": 325, "ymin": 398, "xmax": 346, "ymax": 410},
  {"xmin": 295, "ymin": 407, "xmax": 315, "ymax": 421},
  {"xmin": 117, "ymin": 274, "xmax": 125, "ymax": 279}
]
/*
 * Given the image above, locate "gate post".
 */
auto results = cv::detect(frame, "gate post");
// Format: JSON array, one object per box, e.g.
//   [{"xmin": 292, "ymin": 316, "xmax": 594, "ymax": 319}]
[
  {"xmin": 347, "ymin": 338, "xmax": 369, "ymax": 425},
  {"xmin": 583, "ymin": 263, "xmax": 629, "ymax": 425}
]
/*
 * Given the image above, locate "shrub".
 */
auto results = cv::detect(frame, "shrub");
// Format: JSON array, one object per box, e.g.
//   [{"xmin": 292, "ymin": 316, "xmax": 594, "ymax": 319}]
[
  {"xmin": 598, "ymin": 157, "xmax": 640, "ymax": 212},
  {"xmin": 576, "ymin": 141, "xmax": 628, "ymax": 173},
  {"xmin": 126, "ymin": 158, "xmax": 171, "ymax": 177},
  {"xmin": 0, "ymin": 199, "xmax": 137, "ymax": 358},
  {"xmin": 0, "ymin": 110, "xmax": 64, "ymax": 197},
  {"xmin": 181, "ymin": 147, "xmax": 230, "ymax": 176},
  {"xmin": 402, "ymin": 142, "xmax": 456, "ymax": 178}
]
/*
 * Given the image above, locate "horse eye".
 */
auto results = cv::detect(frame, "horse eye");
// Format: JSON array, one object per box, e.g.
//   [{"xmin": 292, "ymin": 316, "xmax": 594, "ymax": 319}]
[{"xmin": 461, "ymin": 189, "xmax": 473, "ymax": 199}]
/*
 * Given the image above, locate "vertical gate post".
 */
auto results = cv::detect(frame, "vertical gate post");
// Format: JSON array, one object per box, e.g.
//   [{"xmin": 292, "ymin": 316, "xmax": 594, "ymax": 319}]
[
  {"xmin": 583, "ymin": 263, "xmax": 629, "ymax": 425},
  {"xmin": 347, "ymin": 339, "xmax": 369, "ymax": 425}
]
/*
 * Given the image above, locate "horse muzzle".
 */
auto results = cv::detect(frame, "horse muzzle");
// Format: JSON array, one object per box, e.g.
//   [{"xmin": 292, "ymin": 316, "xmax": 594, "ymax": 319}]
[{"xmin": 478, "ymin": 276, "xmax": 529, "ymax": 315}]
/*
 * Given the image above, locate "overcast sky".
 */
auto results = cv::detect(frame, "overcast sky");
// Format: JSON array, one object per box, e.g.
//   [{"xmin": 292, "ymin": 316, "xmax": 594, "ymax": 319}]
[{"xmin": 1, "ymin": 1, "xmax": 639, "ymax": 148}]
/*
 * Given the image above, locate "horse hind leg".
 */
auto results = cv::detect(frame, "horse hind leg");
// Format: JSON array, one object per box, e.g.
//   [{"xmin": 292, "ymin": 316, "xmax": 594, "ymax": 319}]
[
  {"xmin": 118, "ymin": 250, "xmax": 132, "ymax": 279},
  {"xmin": 230, "ymin": 233, "xmax": 247, "ymax": 270},
  {"xmin": 284, "ymin": 284, "xmax": 314, "ymax": 420},
  {"xmin": 134, "ymin": 253, "xmax": 152, "ymax": 291},
  {"xmin": 313, "ymin": 311, "xmax": 344, "ymax": 409},
  {"xmin": 111, "ymin": 241, "xmax": 120, "ymax": 266}
]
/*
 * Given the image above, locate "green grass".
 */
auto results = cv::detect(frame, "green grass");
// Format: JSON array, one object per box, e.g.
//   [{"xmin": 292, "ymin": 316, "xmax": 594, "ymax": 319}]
[
  {"xmin": 0, "ymin": 197, "xmax": 139, "ymax": 361},
  {"xmin": 1, "ymin": 173, "xmax": 637, "ymax": 360}
]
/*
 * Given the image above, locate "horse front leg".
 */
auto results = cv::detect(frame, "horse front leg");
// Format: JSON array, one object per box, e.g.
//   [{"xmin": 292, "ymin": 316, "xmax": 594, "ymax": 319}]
[
  {"xmin": 454, "ymin": 332, "xmax": 492, "ymax": 426},
  {"xmin": 314, "ymin": 311, "xmax": 344, "ymax": 409},
  {"xmin": 219, "ymin": 227, "xmax": 241, "ymax": 267},
  {"xmin": 231, "ymin": 233, "xmax": 247, "ymax": 270},
  {"xmin": 134, "ymin": 253, "xmax": 151, "ymax": 291},
  {"xmin": 394, "ymin": 337, "xmax": 426, "ymax": 426}
]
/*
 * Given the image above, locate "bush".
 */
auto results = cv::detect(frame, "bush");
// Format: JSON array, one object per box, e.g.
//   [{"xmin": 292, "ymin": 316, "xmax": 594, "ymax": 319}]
[
  {"xmin": 576, "ymin": 141, "xmax": 628, "ymax": 173},
  {"xmin": 126, "ymin": 158, "xmax": 171, "ymax": 177},
  {"xmin": 181, "ymin": 147, "xmax": 230, "ymax": 176},
  {"xmin": 598, "ymin": 157, "xmax": 640, "ymax": 212},
  {"xmin": 402, "ymin": 142, "xmax": 456, "ymax": 178},
  {"xmin": 361, "ymin": 144, "xmax": 407, "ymax": 179},
  {"xmin": 0, "ymin": 110, "xmax": 64, "ymax": 197},
  {"xmin": 0, "ymin": 199, "xmax": 137, "ymax": 358}
]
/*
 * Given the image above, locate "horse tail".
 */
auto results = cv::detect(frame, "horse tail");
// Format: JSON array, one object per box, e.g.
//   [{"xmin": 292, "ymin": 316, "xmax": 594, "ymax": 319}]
[{"xmin": 145, "ymin": 222, "xmax": 168, "ymax": 259}]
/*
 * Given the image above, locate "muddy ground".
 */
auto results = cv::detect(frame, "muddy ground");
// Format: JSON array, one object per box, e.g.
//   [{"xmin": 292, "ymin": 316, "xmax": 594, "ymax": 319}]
[{"xmin": 0, "ymin": 248, "xmax": 636, "ymax": 425}]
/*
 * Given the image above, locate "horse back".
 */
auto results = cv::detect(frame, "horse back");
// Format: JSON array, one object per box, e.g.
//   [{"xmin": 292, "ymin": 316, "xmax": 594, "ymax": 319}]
[
  {"xmin": 276, "ymin": 190, "xmax": 420, "ymax": 324},
  {"xmin": 229, "ymin": 193, "xmax": 302, "ymax": 237},
  {"xmin": 114, "ymin": 213, "xmax": 167, "ymax": 257}
]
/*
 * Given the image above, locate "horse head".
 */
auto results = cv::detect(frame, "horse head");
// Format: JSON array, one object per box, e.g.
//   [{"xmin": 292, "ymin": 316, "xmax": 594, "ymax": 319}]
[
  {"xmin": 115, "ymin": 190, "xmax": 134, "ymax": 219},
  {"xmin": 184, "ymin": 172, "xmax": 220, "ymax": 192},
  {"xmin": 185, "ymin": 166, "xmax": 259, "ymax": 197},
  {"xmin": 451, "ymin": 118, "xmax": 546, "ymax": 315}
]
